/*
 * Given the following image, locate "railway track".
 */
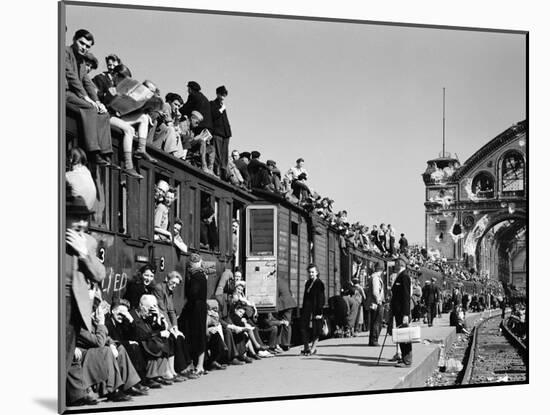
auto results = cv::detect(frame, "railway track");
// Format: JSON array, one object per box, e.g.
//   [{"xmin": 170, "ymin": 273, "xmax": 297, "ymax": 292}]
[{"xmin": 460, "ymin": 314, "xmax": 527, "ymax": 385}]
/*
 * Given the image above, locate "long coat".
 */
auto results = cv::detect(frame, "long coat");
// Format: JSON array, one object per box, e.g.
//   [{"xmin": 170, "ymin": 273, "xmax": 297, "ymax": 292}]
[
  {"xmin": 184, "ymin": 268, "xmax": 208, "ymax": 359},
  {"xmin": 301, "ymin": 278, "xmax": 325, "ymax": 336},
  {"xmin": 390, "ymin": 269, "xmax": 411, "ymax": 317},
  {"xmin": 65, "ymin": 234, "xmax": 106, "ymax": 332},
  {"xmin": 210, "ymin": 98, "xmax": 232, "ymax": 138}
]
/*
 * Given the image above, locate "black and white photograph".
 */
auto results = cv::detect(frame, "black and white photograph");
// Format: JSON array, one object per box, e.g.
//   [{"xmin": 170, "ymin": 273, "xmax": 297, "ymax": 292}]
[{"xmin": 57, "ymin": 1, "xmax": 531, "ymax": 413}]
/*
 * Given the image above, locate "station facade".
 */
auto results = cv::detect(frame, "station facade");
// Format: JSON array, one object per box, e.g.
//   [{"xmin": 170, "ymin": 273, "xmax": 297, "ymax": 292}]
[{"xmin": 423, "ymin": 120, "xmax": 527, "ymax": 289}]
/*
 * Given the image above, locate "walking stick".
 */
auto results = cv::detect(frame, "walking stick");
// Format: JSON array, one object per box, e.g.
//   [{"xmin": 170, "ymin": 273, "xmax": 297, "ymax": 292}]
[{"xmin": 377, "ymin": 307, "xmax": 391, "ymax": 366}]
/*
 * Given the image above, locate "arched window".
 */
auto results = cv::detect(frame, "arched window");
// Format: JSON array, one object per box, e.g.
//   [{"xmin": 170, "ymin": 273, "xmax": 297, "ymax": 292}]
[
  {"xmin": 471, "ymin": 172, "xmax": 495, "ymax": 199},
  {"xmin": 501, "ymin": 152, "xmax": 525, "ymax": 196}
]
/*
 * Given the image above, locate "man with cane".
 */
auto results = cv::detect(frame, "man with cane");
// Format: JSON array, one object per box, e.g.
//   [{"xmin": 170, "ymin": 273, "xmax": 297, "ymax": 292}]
[{"xmin": 390, "ymin": 255, "xmax": 413, "ymax": 367}]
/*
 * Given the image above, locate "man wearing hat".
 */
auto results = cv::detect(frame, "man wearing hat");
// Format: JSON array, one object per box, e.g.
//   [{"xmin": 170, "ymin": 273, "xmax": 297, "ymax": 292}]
[
  {"xmin": 390, "ymin": 255, "xmax": 413, "ymax": 366},
  {"xmin": 366, "ymin": 262, "xmax": 385, "ymax": 346},
  {"xmin": 176, "ymin": 110, "xmax": 214, "ymax": 172},
  {"xmin": 248, "ymin": 151, "xmax": 271, "ymax": 190},
  {"xmin": 181, "ymin": 81, "xmax": 213, "ymax": 135},
  {"xmin": 65, "ymin": 195, "xmax": 106, "ymax": 404},
  {"xmin": 210, "ymin": 86, "xmax": 232, "ymax": 180}
]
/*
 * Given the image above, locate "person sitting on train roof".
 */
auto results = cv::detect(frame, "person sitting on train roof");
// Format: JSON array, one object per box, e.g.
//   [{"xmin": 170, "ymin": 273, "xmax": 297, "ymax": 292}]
[
  {"xmin": 248, "ymin": 151, "xmax": 271, "ymax": 190},
  {"xmin": 149, "ymin": 92, "xmax": 186, "ymax": 159},
  {"xmin": 65, "ymin": 29, "xmax": 118, "ymax": 169},
  {"xmin": 181, "ymin": 81, "xmax": 214, "ymax": 135},
  {"xmin": 95, "ymin": 64, "xmax": 155, "ymax": 179},
  {"xmin": 150, "ymin": 271, "xmax": 194, "ymax": 381},
  {"xmin": 128, "ymin": 294, "xmax": 173, "ymax": 386},
  {"xmin": 124, "ymin": 264, "xmax": 156, "ymax": 310},
  {"xmin": 154, "ymin": 187, "xmax": 176, "ymax": 242},
  {"xmin": 234, "ymin": 152, "xmax": 251, "ymax": 189},
  {"xmin": 284, "ymin": 157, "xmax": 308, "ymax": 192},
  {"xmin": 172, "ymin": 218, "xmax": 188, "ymax": 254},
  {"xmin": 266, "ymin": 160, "xmax": 284, "ymax": 193},
  {"xmin": 178, "ymin": 111, "xmax": 215, "ymax": 174},
  {"xmin": 92, "ymin": 53, "xmax": 122, "ymax": 103},
  {"xmin": 227, "ymin": 150, "xmax": 245, "ymax": 188},
  {"xmin": 210, "ymin": 85, "xmax": 232, "ymax": 180},
  {"xmin": 289, "ymin": 172, "xmax": 312, "ymax": 203}
]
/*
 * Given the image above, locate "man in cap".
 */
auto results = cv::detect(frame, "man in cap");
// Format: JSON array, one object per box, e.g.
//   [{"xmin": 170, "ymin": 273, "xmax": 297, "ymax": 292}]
[
  {"xmin": 366, "ymin": 262, "xmax": 385, "ymax": 346},
  {"xmin": 390, "ymin": 255, "xmax": 413, "ymax": 367},
  {"xmin": 177, "ymin": 110, "xmax": 214, "ymax": 173},
  {"xmin": 181, "ymin": 81, "xmax": 213, "ymax": 135},
  {"xmin": 248, "ymin": 151, "xmax": 271, "ymax": 190},
  {"xmin": 65, "ymin": 195, "xmax": 106, "ymax": 404},
  {"xmin": 210, "ymin": 86, "xmax": 232, "ymax": 180}
]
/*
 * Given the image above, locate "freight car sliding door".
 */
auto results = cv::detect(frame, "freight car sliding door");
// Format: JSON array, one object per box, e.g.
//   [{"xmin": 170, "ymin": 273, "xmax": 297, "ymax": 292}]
[{"xmin": 245, "ymin": 205, "xmax": 278, "ymax": 311}]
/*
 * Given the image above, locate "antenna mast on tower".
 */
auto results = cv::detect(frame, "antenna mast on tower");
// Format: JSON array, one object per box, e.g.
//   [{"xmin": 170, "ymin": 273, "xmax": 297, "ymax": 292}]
[{"xmin": 442, "ymin": 87, "xmax": 446, "ymax": 157}]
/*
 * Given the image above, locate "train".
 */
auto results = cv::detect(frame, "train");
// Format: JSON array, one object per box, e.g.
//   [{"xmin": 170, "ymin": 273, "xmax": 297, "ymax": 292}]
[{"xmin": 65, "ymin": 109, "xmax": 465, "ymax": 335}]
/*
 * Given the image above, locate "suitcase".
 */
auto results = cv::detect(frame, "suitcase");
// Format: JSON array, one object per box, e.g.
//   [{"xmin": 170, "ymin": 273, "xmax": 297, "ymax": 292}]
[{"xmin": 392, "ymin": 325, "xmax": 421, "ymax": 343}]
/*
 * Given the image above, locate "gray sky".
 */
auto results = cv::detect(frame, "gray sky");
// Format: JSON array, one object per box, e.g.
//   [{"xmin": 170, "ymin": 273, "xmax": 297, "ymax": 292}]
[{"xmin": 66, "ymin": 4, "xmax": 526, "ymax": 243}]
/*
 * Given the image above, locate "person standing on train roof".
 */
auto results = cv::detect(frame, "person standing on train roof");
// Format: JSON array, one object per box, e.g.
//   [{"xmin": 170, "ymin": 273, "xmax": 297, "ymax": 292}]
[
  {"xmin": 300, "ymin": 264, "xmax": 325, "ymax": 356},
  {"xmin": 390, "ymin": 255, "xmax": 413, "ymax": 367},
  {"xmin": 210, "ymin": 86, "xmax": 232, "ymax": 180},
  {"xmin": 66, "ymin": 29, "xmax": 118, "ymax": 169}
]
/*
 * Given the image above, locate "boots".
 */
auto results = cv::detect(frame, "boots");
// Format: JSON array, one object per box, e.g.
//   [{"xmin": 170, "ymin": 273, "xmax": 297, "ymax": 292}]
[
  {"xmin": 122, "ymin": 152, "xmax": 143, "ymax": 179},
  {"xmin": 134, "ymin": 136, "xmax": 157, "ymax": 163}
]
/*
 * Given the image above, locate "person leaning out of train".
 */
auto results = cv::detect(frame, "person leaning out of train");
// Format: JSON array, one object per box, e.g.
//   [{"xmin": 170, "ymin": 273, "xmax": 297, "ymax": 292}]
[
  {"xmin": 172, "ymin": 218, "xmax": 188, "ymax": 253},
  {"xmin": 154, "ymin": 187, "xmax": 176, "ymax": 242}
]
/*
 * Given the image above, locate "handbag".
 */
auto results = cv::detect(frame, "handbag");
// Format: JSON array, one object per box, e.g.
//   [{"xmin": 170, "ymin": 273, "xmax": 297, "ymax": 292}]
[
  {"xmin": 392, "ymin": 325, "xmax": 421, "ymax": 343},
  {"xmin": 321, "ymin": 318, "xmax": 329, "ymax": 337}
]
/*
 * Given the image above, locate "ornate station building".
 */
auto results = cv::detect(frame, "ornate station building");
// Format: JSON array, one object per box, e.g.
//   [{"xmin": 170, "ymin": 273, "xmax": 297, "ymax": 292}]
[{"xmin": 423, "ymin": 120, "xmax": 527, "ymax": 289}]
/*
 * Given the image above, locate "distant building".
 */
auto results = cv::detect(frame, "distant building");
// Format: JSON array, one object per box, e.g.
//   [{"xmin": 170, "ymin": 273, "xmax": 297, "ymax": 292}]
[{"xmin": 422, "ymin": 120, "xmax": 526, "ymax": 289}]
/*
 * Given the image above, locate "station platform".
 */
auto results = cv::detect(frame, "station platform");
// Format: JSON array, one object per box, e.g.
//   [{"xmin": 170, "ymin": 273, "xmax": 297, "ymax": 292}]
[{"xmin": 67, "ymin": 310, "xmax": 497, "ymax": 412}]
